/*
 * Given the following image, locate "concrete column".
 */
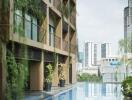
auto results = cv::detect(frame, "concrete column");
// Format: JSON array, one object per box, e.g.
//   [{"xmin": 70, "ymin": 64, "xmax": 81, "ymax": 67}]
[
  {"xmin": 0, "ymin": 0, "xmax": 10, "ymax": 98},
  {"xmin": 72, "ymin": 55, "xmax": 77, "ymax": 83},
  {"xmin": 0, "ymin": 41, "xmax": 6, "ymax": 100},
  {"xmin": 65, "ymin": 57, "xmax": 69, "ymax": 85},
  {"xmin": 52, "ymin": 55, "xmax": 59, "ymax": 87},
  {"xmin": 56, "ymin": 19, "xmax": 62, "ymax": 49},
  {"xmin": 30, "ymin": 54, "xmax": 44, "ymax": 91}
]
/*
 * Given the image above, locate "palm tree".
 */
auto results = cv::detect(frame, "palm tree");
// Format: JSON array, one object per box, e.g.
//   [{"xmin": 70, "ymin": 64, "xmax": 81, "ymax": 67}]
[{"xmin": 118, "ymin": 37, "xmax": 132, "ymax": 78}]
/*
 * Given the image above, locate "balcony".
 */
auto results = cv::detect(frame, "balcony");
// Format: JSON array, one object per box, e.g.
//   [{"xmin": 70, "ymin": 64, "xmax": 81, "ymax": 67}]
[
  {"xmin": 55, "ymin": 35, "xmax": 61, "ymax": 49},
  {"xmin": 63, "ymin": 40, "xmax": 68, "ymax": 51}
]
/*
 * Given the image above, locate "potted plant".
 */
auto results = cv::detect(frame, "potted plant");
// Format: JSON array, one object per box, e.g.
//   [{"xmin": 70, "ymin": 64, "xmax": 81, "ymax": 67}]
[
  {"xmin": 58, "ymin": 63, "xmax": 65, "ymax": 87},
  {"xmin": 44, "ymin": 63, "xmax": 53, "ymax": 91}
]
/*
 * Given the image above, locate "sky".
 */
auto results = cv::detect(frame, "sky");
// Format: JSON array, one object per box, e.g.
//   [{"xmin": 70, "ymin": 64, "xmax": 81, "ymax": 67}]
[{"xmin": 77, "ymin": 0, "xmax": 128, "ymax": 56}]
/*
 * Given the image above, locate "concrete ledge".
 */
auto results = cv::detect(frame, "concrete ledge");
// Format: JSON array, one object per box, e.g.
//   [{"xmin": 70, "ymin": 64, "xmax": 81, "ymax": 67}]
[{"xmin": 24, "ymin": 83, "xmax": 77, "ymax": 100}]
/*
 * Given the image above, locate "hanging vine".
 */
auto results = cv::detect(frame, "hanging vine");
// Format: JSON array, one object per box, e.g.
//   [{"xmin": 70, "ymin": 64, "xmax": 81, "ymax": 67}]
[
  {"xmin": 6, "ymin": 49, "xmax": 28, "ymax": 100},
  {"xmin": 4, "ymin": 0, "xmax": 46, "ymax": 99},
  {"xmin": 14, "ymin": 0, "xmax": 45, "ymax": 21}
]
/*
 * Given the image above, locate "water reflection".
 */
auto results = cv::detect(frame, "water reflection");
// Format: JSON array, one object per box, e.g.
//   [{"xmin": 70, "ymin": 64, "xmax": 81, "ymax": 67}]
[{"xmin": 48, "ymin": 82, "xmax": 123, "ymax": 100}]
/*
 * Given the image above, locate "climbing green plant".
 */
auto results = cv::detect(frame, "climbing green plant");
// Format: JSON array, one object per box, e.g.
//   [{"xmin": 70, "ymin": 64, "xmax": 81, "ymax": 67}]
[
  {"xmin": 50, "ymin": 13, "xmax": 58, "ymax": 70},
  {"xmin": 14, "ymin": 0, "xmax": 45, "ymax": 21},
  {"xmin": 6, "ymin": 50, "xmax": 28, "ymax": 100}
]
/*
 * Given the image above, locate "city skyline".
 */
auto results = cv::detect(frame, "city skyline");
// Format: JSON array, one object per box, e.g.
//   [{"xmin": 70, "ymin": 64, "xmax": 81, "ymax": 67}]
[{"xmin": 77, "ymin": 0, "xmax": 128, "ymax": 56}]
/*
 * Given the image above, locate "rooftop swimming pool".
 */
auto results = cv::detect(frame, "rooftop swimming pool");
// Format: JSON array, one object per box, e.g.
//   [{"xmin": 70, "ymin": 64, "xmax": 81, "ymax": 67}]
[{"xmin": 45, "ymin": 82, "xmax": 123, "ymax": 100}]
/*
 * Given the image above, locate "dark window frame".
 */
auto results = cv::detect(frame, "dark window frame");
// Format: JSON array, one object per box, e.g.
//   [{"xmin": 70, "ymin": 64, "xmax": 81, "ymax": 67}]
[{"xmin": 14, "ymin": 9, "xmax": 39, "ymax": 41}]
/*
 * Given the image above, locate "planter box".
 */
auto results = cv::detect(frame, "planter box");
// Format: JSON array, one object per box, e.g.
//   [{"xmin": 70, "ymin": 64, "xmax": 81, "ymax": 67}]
[
  {"xmin": 59, "ymin": 80, "xmax": 65, "ymax": 87},
  {"xmin": 44, "ymin": 82, "xmax": 52, "ymax": 91}
]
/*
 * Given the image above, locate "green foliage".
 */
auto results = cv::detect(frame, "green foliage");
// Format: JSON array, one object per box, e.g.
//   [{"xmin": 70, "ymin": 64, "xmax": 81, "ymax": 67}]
[
  {"xmin": 6, "ymin": 50, "xmax": 28, "ymax": 100},
  {"xmin": 118, "ymin": 38, "xmax": 129, "ymax": 53},
  {"xmin": 77, "ymin": 73, "xmax": 102, "ymax": 82},
  {"xmin": 121, "ymin": 76, "xmax": 132, "ymax": 97},
  {"xmin": 58, "ymin": 3, "xmax": 69, "ymax": 18},
  {"xmin": 58, "ymin": 64, "xmax": 66, "ymax": 80},
  {"xmin": 14, "ymin": 0, "xmax": 45, "ymax": 21},
  {"xmin": 45, "ymin": 64, "xmax": 53, "ymax": 83}
]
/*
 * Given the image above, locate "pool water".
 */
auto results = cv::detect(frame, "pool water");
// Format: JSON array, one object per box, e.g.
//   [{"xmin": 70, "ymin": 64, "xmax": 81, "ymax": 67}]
[{"xmin": 46, "ymin": 82, "xmax": 123, "ymax": 100}]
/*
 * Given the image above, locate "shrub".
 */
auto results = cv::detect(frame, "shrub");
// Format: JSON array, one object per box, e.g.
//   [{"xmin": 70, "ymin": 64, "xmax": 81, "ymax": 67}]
[
  {"xmin": 77, "ymin": 73, "xmax": 102, "ymax": 82},
  {"xmin": 121, "ymin": 76, "xmax": 132, "ymax": 97}
]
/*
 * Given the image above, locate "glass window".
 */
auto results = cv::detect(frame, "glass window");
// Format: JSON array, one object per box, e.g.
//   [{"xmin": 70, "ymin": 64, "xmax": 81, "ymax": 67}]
[
  {"xmin": 32, "ymin": 17, "xmax": 38, "ymax": 41},
  {"xmin": 14, "ymin": 10, "xmax": 38, "ymax": 41},
  {"xmin": 14, "ymin": 10, "xmax": 23, "ymax": 35},
  {"xmin": 49, "ymin": 25, "xmax": 55, "ymax": 46},
  {"xmin": 25, "ymin": 14, "xmax": 32, "ymax": 39}
]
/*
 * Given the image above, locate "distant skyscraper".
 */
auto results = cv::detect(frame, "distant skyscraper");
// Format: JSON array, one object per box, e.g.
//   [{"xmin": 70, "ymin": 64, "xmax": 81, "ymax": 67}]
[
  {"xmin": 79, "ymin": 52, "xmax": 84, "ymax": 63},
  {"xmin": 124, "ymin": 0, "xmax": 132, "ymax": 53},
  {"xmin": 101, "ymin": 44, "xmax": 106, "ymax": 58},
  {"xmin": 84, "ymin": 42, "xmax": 98, "ymax": 67},
  {"xmin": 84, "ymin": 42, "xmax": 89, "ymax": 67},
  {"xmin": 101, "ymin": 43, "xmax": 110, "ymax": 58},
  {"xmin": 94, "ymin": 44, "xmax": 97, "ymax": 65},
  {"xmin": 124, "ymin": 7, "xmax": 129, "ymax": 39}
]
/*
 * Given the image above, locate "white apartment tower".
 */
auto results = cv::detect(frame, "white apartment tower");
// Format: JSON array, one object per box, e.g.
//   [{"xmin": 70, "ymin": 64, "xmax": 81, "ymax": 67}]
[{"xmin": 84, "ymin": 42, "xmax": 98, "ymax": 68}]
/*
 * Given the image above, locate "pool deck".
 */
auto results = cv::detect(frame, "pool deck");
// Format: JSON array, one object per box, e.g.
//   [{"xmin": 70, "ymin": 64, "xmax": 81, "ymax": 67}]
[{"xmin": 24, "ymin": 83, "xmax": 77, "ymax": 100}]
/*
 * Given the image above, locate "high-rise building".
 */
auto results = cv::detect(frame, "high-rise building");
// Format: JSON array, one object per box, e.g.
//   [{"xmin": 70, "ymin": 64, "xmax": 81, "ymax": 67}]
[
  {"xmin": 124, "ymin": 0, "xmax": 132, "ymax": 53},
  {"xmin": 101, "ymin": 43, "xmax": 110, "ymax": 58},
  {"xmin": 84, "ymin": 42, "xmax": 89, "ymax": 67},
  {"xmin": 94, "ymin": 44, "xmax": 97, "ymax": 65},
  {"xmin": 124, "ymin": 7, "xmax": 129, "ymax": 39},
  {"xmin": 84, "ymin": 42, "xmax": 98, "ymax": 67},
  {"xmin": 0, "ymin": 0, "xmax": 77, "ymax": 98}
]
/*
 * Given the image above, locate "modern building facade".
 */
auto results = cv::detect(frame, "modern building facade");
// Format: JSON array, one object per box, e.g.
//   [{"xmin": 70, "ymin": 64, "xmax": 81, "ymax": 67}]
[
  {"xmin": 101, "ymin": 43, "xmax": 110, "ymax": 58},
  {"xmin": 124, "ymin": 7, "xmax": 129, "ymax": 40},
  {"xmin": 84, "ymin": 42, "xmax": 89, "ymax": 67},
  {"xmin": 124, "ymin": 0, "xmax": 132, "ymax": 53},
  {"xmin": 84, "ymin": 42, "xmax": 98, "ymax": 68},
  {"xmin": 93, "ymin": 44, "xmax": 97, "ymax": 65},
  {"xmin": 0, "ymin": 0, "xmax": 77, "ymax": 99}
]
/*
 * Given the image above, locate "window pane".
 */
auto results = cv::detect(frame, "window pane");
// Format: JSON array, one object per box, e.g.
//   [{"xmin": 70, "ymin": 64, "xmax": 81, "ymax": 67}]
[
  {"xmin": 14, "ymin": 10, "xmax": 23, "ymax": 35},
  {"xmin": 49, "ymin": 25, "xmax": 55, "ymax": 46},
  {"xmin": 32, "ymin": 17, "xmax": 38, "ymax": 41},
  {"xmin": 25, "ymin": 14, "xmax": 31, "ymax": 39}
]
